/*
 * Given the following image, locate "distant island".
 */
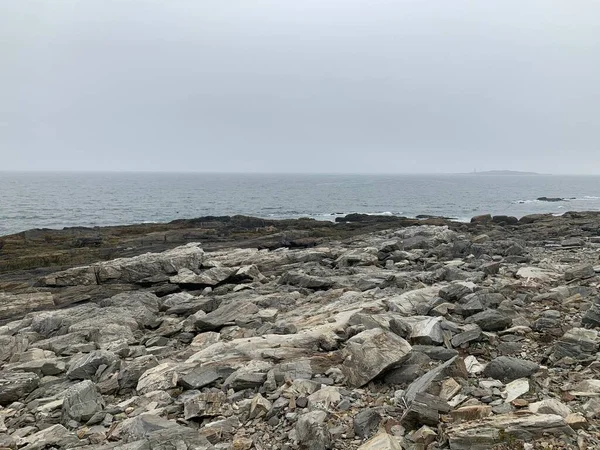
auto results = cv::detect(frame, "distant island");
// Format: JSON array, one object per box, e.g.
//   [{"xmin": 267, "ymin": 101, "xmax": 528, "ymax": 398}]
[{"xmin": 462, "ymin": 170, "xmax": 540, "ymax": 176}]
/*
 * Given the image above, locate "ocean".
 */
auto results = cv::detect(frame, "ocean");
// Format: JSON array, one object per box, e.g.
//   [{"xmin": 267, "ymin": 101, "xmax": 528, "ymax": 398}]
[{"xmin": 1, "ymin": 172, "xmax": 599, "ymax": 237}]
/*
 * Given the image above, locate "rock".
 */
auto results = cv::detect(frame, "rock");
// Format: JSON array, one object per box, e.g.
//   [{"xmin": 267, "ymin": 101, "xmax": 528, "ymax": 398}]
[
  {"xmin": 307, "ymin": 386, "xmax": 341, "ymax": 411},
  {"xmin": 20, "ymin": 424, "xmax": 78, "ymax": 450},
  {"xmin": 564, "ymin": 265, "xmax": 595, "ymax": 281},
  {"xmin": 178, "ymin": 366, "xmax": 222, "ymax": 390},
  {"xmin": 170, "ymin": 267, "xmax": 235, "ymax": 286},
  {"xmin": 529, "ymin": 399, "xmax": 571, "ymax": 418},
  {"xmin": 248, "ymin": 393, "xmax": 272, "ymax": 419},
  {"xmin": 403, "ymin": 356, "xmax": 465, "ymax": 404},
  {"xmin": 296, "ymin": 410, "xmax": 331, "ymax": 450},
  {"xmin": 566, "ymin": 413, "xmax": 588, "ymax": 430},
  {"xmin": 481, "ymin": 261, "xmax": 501, "ymax": 275},
  {"xmin": 62, "ymin": 380, "xmax": 104, "ymax": 423},
  {"xmin": 41, "ymin": 243, "xmax": 204, "ymax": 286},
  {"xmin": 136, "ymin": 363, "xmax": 178, "ymax": 394},
  {"xmin": 118, "ymin": 355, "xmax": 159, "ymax": 391},
  {"xmin": 195, "ymin": 301, "xmax": 259, "ymax": 332},
  {"xmin": 278, "ymin": 271, "xmax": 334, "ymax": 290},
  {"xmin": 451, "ymin": 324, "xmax": 482, "ymax": 347},
  {"xmin": 446, "ymin": 414, "xmax": 573, "ymax": 449},
  {"xmin": 552, "ymin": 328, "xmax": 600, "ymax": 360},
  {"xmin": 341, "ymin": 329, "xmax": 412, "ymax": 387},
  {"xmin": 450, "ymin": 405, "xmax": 492, "ymax": 422},
  {"xmin": 335, "ymin": 249, "xmax": 378, "ymax": 268},
  {"xmin": 516, "ymin": 266, "xmax": 557, "ymax": 282},
  {"xmin": 582, "ymin": 302, "xmax": 600, "ymax": 328},
  {"xmin": 67, "ymin": 350, "xmax": 119, "ymax": 380},
  {"xmin": 401, "ymin": 391, "xmax": 450, "ymax": 428},
  {"xmin": 439, "ymin": 283, "xmax": 473, "ymax": 301},
  {"xmin": 184, "ymin": 391, "xmax": 229, "ymax": 419},
  {"xmin": 483, "ymin": 357, "xmax": 538, "ymax": 382},
  {"xmin": 353, "ymin": 408, "xmax": 382, "ymax": 438},
  {"xmin": 0, "ymin": 292, "xmax": 54, "ymax": 321},
  {"xmin": 409, "ymin": 317, "xmax": 444, "ymax": 345},
  {"xmin": 357, "ymin": 432, "xmax": 403, "ymax": 450},
  {"xmin": 465, "ymin": 310, "xmax": 512, "ymax": 332},
  {"xmin": 471, "ymin": 214, "xmax": 492, "ymax": 224},
  {"xmin": 0, "ymin": 372, "xmax": 39, "ymax": 406},
  {"xmin": 389, "ymin": 317, "xmax": 412, "ymax": 339},
  {"xmin": 503, "ymin": 378, "xmax": 529, "ymax": 403}
]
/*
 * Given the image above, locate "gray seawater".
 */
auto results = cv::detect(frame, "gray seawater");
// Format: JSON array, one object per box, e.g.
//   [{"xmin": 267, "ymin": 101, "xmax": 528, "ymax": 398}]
[{"xmin": 1, "ymin": 172, "xmax": 600, "ymax": 237}]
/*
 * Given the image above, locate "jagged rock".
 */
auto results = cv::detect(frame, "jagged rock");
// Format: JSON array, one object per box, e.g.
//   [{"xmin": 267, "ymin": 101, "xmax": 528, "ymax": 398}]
[
  {"xmin": 450, "ymin": 405, "xmax": 492, "ymax": 422},
  {"xmin": 409, "ymin": 317, "xmax": 444, "ymax": 345},
  {"xmin": 353, "ymin": 408, "xmax": 382, "ymax": 438},
  {"xmin": 401, "ymin": 391, "xmax": 450, "ymax": 428},
  {"xmin": 482, "ymin": 356, "xmax": 539, "ymax": 382},
  {"xmin": 389, "ymin": 317, "xmax": 412, "ymax": 339},
  {"xmin": 552, "ymin": 328, "xmax": 600, "ymax": 360},
  {"xmin": 445, "ymin": 413, "xmax": 574, "ymax": 449},
  {"xmin": 184, "ymin": 391, "xmax": 229, "ymax": 419},
  {"xmin": 296, "ymin": 410, "xmax": 331, "ymax": 450},
  {"xmin": 20, "ymin": 424, "xmax": 78, "ymax": 450},
  {"xmin": 62, "ymin": 380, "xmax": 104, "ymax": 423},
  {"xmin": 357, "ymin": 432, "xmax": 403, "ymax": 449},
  {"xmin": 439, "ymin": 283, "xmax": 473, "ymax": 302},
  {"xmin": 248, "ymin": 393, "xmax": 271, "ymax": 419},
  {"xmin": 136, "ymin": 363, "xmax": 178, "ymax": 394},
  {"xmin": 118, "ymin": 355, "xmax": 159, "ymax": 391},
  {"xmin": 170, "ymin": 267, "xmax": 235, "ymax": 286},
  {"xmin": 335, "ymin": 249, "xmax": 378, "ymax": 268},
  {"xmin": 67, "ymin": 350, "xmax": 119, "ymax": 380},
  {"xmin": 465, "ymin": 309, "xmax": 512, "ymax": 331},
  {"xmin": 194, "ymin": 301, "xmax": 259, "ymax": 331},
  {"xmin": 451, "ymin": 324, "xmax": 482, "ymax": 347},
  {"xmin": 582, "ymin": 302, "xmax": 600, "ymax": 328},
  {"xmin": 0, "ymin": 372, "xmax": 39, "ymax": 406},
  {"xmin": 341, "ymin": 329, "xmax": 412, "ymax": 387}
]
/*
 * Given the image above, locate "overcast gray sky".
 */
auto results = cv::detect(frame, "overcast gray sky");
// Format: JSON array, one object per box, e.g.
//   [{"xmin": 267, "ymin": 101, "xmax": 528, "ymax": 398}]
[{"xmin": 2, "ymin": 1, "xmax": 599, "ymax": 173}]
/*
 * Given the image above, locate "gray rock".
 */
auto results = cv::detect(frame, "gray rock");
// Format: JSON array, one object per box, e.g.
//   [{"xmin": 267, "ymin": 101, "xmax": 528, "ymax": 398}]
[
  {"xmin": 0, "ymin": 292, "xmax": 54, "ymax": 321},
  {"xmin": 67, "ymin": 350, "xmax": 119, "ymax": 381},
  {"xmin": 465, "ymin": 309, "xmax": 512, "ymax": 331},
  {"xmin": 409, "ymin": 317, "xmax": 444, "ymax": 345},
  {"xmin": 278, "ymin": 271, "xmax": 334, "ymax": 290},
  {"xmin": 389, "ymin": 317, "xmax": 412, "ymax": 339},
  {"xmin": 439, "ymin": 283, "xmax": 473, "ymax": 302},
  {"xmin": 353, "ymin": 408, "xmax": 382, "ymax": 438},
  {"xmin": 565, "ymin": 264, "xmax": 595, "ymax": 281},
  {"xmin": 482, "ymin": 356, "xmax": 539, "ymax": 382},
  {"xmin": 195, "ymin": 301, "xmax": 259, "ymax": 332},
  {"xmin": 20, "ymin": 424, "xmax": 78, "ymax": 450},
  {"xmin": 170, "ymin": 267, "xmax": 235, "ymax": 286},
  {"xmin": 446, "ymin": 413, "xmax": 573, "ymax": 450},
  {"xmin": 342, "ymin": 329, "xmax": 412, "ymax": 387},
  {"xmin": 552, "ymin": 327, "xmax": 600, "ymax": 360},
  {"xmin": 296, "ymin": 410, "xmax": 331, "ymax": 450},
  {"xmin": 184, "ymin": 391, "xmax": 229, "ymax": 420},
  {"xmin": 41, "ymin": 243, "xmax": 204, "ymax": 287},
  {"xmin": 582, "ymin": 302, "xmax": 600, "ymax": 328},
  {"xmin": 412, "ymin": 345, "xmax": 459, "ymax": 361},
  {"xmin": 118, "ymin": 355, "xmax": 159, "ymax": 391},
  {"xmin": 62, "ymin": 380, "xmax": 104, "ymax": 423},
  {"xmin": 0, "ymin": 372, "xmax": 39, "ymax": 406},
  {"xmin": 451, "ymin": 324, "xmax": 482, "ymax": 347},
  {"xmin": 178, "ymin": 366, "xmax": 222, "ymax": 390}
]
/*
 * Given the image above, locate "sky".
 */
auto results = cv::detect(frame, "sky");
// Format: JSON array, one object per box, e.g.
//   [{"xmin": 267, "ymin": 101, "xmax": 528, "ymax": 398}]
[{"xmin": 1, "ymin": 0, "xmax": 600, "ymax": 174}]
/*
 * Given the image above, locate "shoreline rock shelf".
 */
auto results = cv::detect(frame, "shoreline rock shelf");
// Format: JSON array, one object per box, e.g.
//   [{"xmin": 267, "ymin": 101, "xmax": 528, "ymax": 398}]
[{"xmin": 0, "ymin": 213, "xmax": 599, "ymax": 448}]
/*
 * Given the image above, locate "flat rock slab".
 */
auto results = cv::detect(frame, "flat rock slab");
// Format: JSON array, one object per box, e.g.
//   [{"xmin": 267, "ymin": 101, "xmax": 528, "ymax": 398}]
[{"xmin": 446, "ymin": 413, "xmax": 573, "ymax": 450}]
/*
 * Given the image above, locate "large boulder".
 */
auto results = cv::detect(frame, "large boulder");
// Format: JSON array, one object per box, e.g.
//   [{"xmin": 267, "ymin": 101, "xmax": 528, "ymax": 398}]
[
  {"xmin": 341, "ymin": 329, "xmax": 412, "ymax": 387},
  {"xmin": 0, "ymin": 372, "xmax": 39, "ymax": 406},
  {"xmin": 482, "ymin": 356, "xmax": 539, "ymax": 382},
  {"xmin": 62, "ymin": 380, "xmax": 104, "ymax": 423}
]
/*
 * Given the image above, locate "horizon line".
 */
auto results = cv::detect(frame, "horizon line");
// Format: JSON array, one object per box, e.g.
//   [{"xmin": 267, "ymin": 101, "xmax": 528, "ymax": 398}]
[{"xmin": 0, "ymin": 169, "xmax": 592, "ymax": 176}]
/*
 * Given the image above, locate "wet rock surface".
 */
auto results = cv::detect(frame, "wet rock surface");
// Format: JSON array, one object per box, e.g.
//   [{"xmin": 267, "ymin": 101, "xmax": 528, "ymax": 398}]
[{"xmin": 1, "ymin": 212, "xmax": 600, "ymax": 448}]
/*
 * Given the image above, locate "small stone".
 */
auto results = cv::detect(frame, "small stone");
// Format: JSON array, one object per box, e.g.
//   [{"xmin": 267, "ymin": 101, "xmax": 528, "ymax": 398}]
[
  {"xmin": 450, "ymin": 405, "xmax": 492, "ymax": 422},
  {"xmin": 353, "ymin": 408, "xmax": 382, "ymax": 439},
  {"xmin": 566, "ymin": 413, "xmax": 588, "ymax": 429},
  {"xmin": 482, "ymin": 356, "xmax": 539, "ymax": 382},
  {"xmin": 503, "ymin": 378, "xmax": 529, "ymax": 403}
]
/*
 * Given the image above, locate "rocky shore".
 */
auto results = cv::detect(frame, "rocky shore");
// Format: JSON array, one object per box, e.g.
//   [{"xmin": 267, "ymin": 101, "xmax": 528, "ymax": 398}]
[{"xmin": 0, "ymin": 211, "xmax": 600, "ymax": 449}]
